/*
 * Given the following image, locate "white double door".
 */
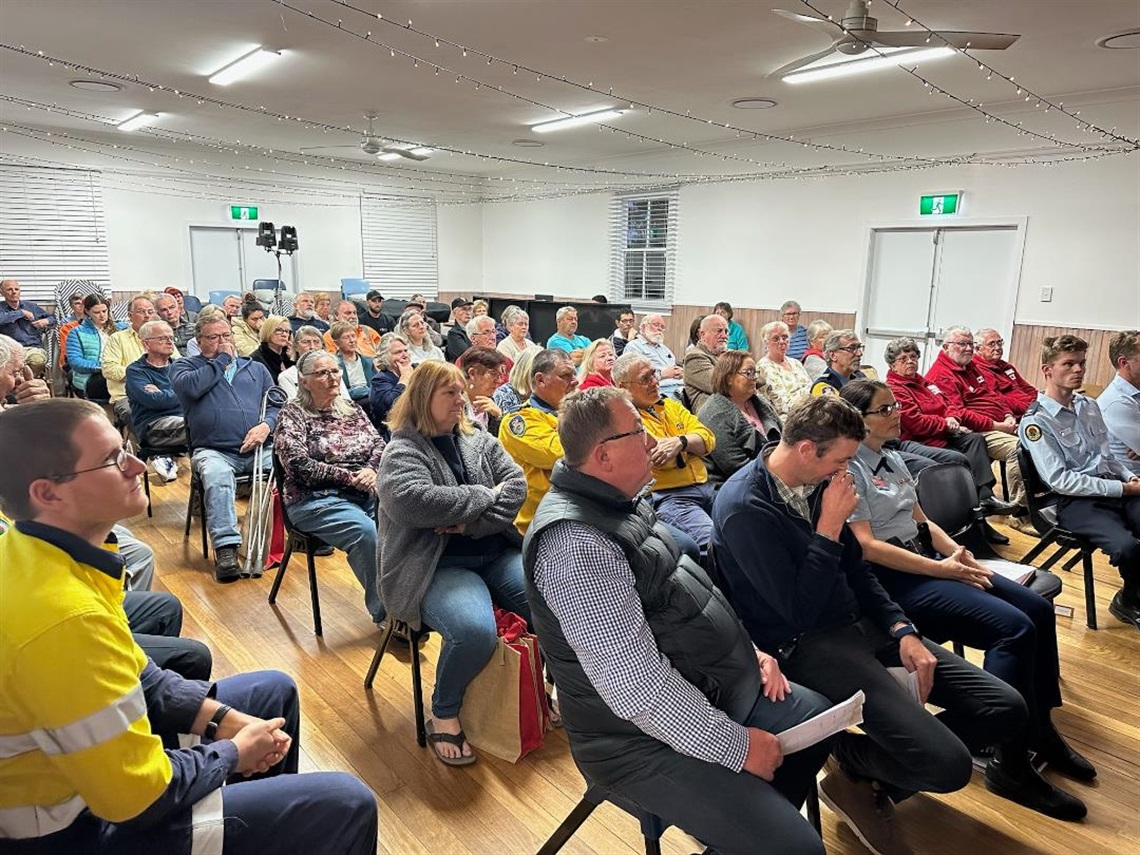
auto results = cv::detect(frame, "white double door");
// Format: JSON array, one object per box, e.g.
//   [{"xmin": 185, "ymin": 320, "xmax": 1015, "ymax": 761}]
[
  {"xmin": 859, "ymin": 224, "xmax": 1024, "ymax": 375},
  {"xmin": 189, "ymin": 226, "xmax": 298, "ymax": 297}
]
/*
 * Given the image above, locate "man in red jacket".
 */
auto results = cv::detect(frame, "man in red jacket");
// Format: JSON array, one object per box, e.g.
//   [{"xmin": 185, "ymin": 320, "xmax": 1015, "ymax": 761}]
[
  {"xmin": 924, "ymin": 326, "xmax": 1024, "ymax": 512},
  {"xmin": 975, "ymin": 329, "xmax": 1038, "ymax": 418}
]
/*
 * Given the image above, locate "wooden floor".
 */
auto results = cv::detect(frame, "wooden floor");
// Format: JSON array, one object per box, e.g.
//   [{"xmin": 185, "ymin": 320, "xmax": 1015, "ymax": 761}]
[{"xmin": 135, "ymin": 470, "xmax": 1139, "ymax": 855}]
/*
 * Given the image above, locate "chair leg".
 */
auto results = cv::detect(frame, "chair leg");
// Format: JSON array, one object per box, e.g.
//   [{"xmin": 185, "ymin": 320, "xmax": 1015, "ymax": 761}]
[
  {"xmin": 1039, "ymin": 544, "xmax": 1073, "ymax": 572},
  {"xmin": 184, "ymin": 476, "xmax": 195, "ymax": 539},
  {"xmin": 198, "ymin": 482, "xmax": 209, "ymax": 560},
  {"xmin": 306, "ymin": 546, "xmax": 322, "ymax": 637},
  {"xmin": 364, "ymin": 620, "xmax": 396, "ymax": 689},
  {"xmin": 411, "ymin": 631, "xmax": 427, "ymax": 748},
  {"xmin": 143, "ymin": 469, "xmax": 152, "ymax": 518},
  {"xmin": 999, "ymin": 460, "xmax": 1009, "ymax": 501},
  {"xmin": 806, "ymin": 779, "xmax": 822, "ymax": 836},
  {"xmin": 1082, "ymin": 551, "xmax": 1097, "ymax": 630},
  {"xmin": 1020, "ymin": 529, "xmax": 1060, "ymax": 565},
  {"xmin": 267, "ymin": 540, "xmax": 293, "ymax": 605},
  {"xmin": 536, "ymin": 798, "xmax": 600, "ymax": 855},
  {"xmin": 1061, "ymin": 552, "xmax": 1082, "ymax": 573},
  {"xmin": 643, "ymin": 838, "xmax": 662, "ymax": 855},
  {"xmin": 953, "ymin": 641, "xmax": 965, "ymax": 658}
]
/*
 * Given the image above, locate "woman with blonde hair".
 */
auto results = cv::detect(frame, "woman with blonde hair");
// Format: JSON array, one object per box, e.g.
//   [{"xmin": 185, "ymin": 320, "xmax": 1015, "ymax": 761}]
[
  {"xmin": 576, "ymin": 339, "xmax": 617, "ymax": 390},
  {"xmin": 492, "ymin": 347, "xmax": 536, "ymax": 415},
  {"xmin": 377, "ymin": 360, "xmax": 528, "ymax": 766},
  {"xmin": 250, "ymin": 314, "xmax": 295, "ymax": 382},
  {"xmin": 399, "ymin": 309, "xmax": 445, "ymax": 366}
]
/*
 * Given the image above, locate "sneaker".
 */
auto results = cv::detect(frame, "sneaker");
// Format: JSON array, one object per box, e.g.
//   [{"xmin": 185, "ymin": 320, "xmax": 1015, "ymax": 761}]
[
  {"xmin": 819, "ymin": 767, "xmax": 913, "ymax": 855},
  {"xmin": 214, "ymin": 546, "xmax": 241, "ymax": 583},
  {"xmin": 1007, "ymin": 514, "xmax": 1041, "ymax": 537},
  {"xmin": 153, "ymin": 456, "xmax": 178, "ymax": 482}
]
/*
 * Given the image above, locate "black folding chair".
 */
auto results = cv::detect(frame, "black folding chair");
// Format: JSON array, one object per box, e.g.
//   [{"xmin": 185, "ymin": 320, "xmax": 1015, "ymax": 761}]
[
  {"xmin": 364, "ymin": 619, "xmax": 430, "ymax": 748},
  {"xmin": 266, "ymin": 450, "xmax": 325, "ymax": 636},
  {"xmin": 184, "ymin": 448, "xmax": 254, "ymax": 561}
]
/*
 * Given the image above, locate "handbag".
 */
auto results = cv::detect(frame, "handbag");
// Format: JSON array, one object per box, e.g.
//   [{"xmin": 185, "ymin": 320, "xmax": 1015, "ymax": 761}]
[{"xmin": 460, "ymin": 608, "xmax": 551, "ymax": 763}]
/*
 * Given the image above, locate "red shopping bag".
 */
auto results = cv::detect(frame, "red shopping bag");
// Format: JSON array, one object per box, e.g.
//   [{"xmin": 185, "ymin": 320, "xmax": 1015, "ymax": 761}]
[
  {"xmin": 263, "ymin": 488, "xmax": 286, "ymax": 571},
  {"xmin": 460, "ymin": 608, "xmax": 551, "ymax": 762}
]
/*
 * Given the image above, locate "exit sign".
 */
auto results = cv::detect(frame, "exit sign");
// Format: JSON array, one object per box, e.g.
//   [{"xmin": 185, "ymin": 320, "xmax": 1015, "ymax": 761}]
[
  {"xmin": 229, "ymin": 205, "xmax": 259, "ymax": 221},
  {"xmin": 919, "ymin": 193, "xmax": 961, "ymax": 216}
]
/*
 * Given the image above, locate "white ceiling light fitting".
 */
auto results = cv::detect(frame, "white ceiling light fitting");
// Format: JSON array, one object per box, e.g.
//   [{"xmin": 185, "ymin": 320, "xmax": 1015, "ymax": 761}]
[
  {"xmin": 116, "ymin": 111, "xmax": 160, "ymax": 131},
  {"xmin": 531, "ymin": 108, "xmax": 624, "ymax": 133},
  {"xmin": 69, "ymin": 79, "xmax": 122, "ymax": 92},
  {"xmin": 208, "ymin": 47, "xmax": 282, "ymax": 86},
  {"xmin": 782, "ymin": 46, "xmax": 953, "ymax": 84},
  {"xmin": 512, "ymin": 138, "xmax": 545, "ymax": 147},
  {"xmin": 1096, "ymin": 29, "xmax": 1140, "ymax": 50},
  {"xmin": 730, "ymin": 97, "xmax": 778, "ymax": 109}
]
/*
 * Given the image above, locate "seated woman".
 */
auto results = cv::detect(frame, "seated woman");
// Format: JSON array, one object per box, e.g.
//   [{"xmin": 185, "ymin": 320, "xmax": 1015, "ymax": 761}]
[
  {"xmin": 697, "ymin": 350, "xmax": 782, "ymax": 482},
  {"xmin": 801, "ymin": 319, "xmax": 832, "ymax": 381},
  {"xmin": 377, "ymin": 361, "xmax": 529, "ymax": 766},
  {"xmin": 232, "ymin": 300, "xmax": 265, "ymax": 357},
  {"xmin": 496, "ymin": 306, "xmax": 539, "ymax": 361},
  {"xmin": 275, "ymin": 350, "xmax": 386, "ymax": 627},
  {"xmin": 66, "ymin": 293, "xmax": 126, "ymax": 398},
  {"xmin": 369, "ymin": 332, "xmax": 413, "ymax": 437},
  {"xmin": 251, "ymin": 314, "xmax": 295, "ymax": 383},
  {"xmin": 838, "ymin": 379, "xmax": 1094, "ymax": 818},
  {"xmin": 400, "ymin": 309, "xmax": 445, "ymax": 366},
  {"xmin": 330, "ymin": 320, "xmax": 375, "ymax": 409},
  {"xmin": 576, "ymin": 339, "xmax": 617, "ymax": 390},
  {"xmin": 458, "ymin": 346, "xmax": 507, "ymax": 436},
  {"xmin": 757, "ymin": 321, "xmax": 812, "ymax": 418},
  {"xmin": 280, "ymin": 325, "xmax": 351, "ymax": 400},
  {"xmin": 492, "ymin": 348, "xmax": 537, "ymax": 416}
]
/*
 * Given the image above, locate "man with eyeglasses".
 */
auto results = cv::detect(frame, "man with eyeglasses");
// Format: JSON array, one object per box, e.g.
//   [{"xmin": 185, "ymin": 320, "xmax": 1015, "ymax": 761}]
[
  {"xmin": 523, "ymin": 387, "xmax": 835, "ymax": 855},
  {"xmin": 974, "ymin": 328, "xmax": 1039, "ymax": 418},
  {"xmin": 810, "ymin": 330, "xmax": 866, "ymax": 397},
  {"xmin": 171, "ymin": 316, "xmax": 280, "ymax": 582},
  {"xmin": 103, "ymin": 296, "xmax": 180, "ymax": 426},
  {"xmin": 610, "ymin": 309, "xmax": 637, "ymax": 358},
  {"xmin": 925, "ymin": 325, "xmax": 1026, "ymax": 511},
  {"xmin": 624, "ymin": 314, "xmax": 685, "ymax": 401},
  {"xmin": 781, "ymin": 300, "xmax": 808, "ymax": 361},
  {"xmin": 322, "ymin": 299, "xmax": 382, "ymax": 359},
  {"xmin": 125, "ymin": 320, "xmax": 186, "ymax": 482}
]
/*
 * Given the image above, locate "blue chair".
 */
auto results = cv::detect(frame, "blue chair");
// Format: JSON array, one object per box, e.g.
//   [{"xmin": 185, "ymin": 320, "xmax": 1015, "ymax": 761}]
[
  {"xmin": 183, "ymin": 294, "xmax": 203, "ymax": 313},
  {"xmin": 340, "ymin": 278, "xmax": 370, "ymax": 298},
  {"xmin": 208, "ymin": 290, "xmax": 240, "ymax": 307},
  {"xmin": 253, "ymin": 279, "xmax": 282, "ymax": 292}
]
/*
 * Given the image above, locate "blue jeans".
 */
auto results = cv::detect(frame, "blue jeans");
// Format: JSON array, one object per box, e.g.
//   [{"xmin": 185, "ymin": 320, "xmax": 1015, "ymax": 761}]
[
  {"xmin": 288, "ymin": 491, "xmax": 383, "ymax": 624},
  {"xmin": 418, "ymin": 548, "xmax": 531, "ymax": 719},
  {"xmin": 192, "ymin": 448, "xmax": 270, "ymax": 550},
  {"xmin": 652, "ymin": 481, "xmax": 717, "ymax": 547}
]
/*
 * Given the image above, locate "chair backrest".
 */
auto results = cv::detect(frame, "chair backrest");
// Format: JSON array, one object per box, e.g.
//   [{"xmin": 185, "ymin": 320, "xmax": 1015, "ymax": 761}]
[
  {"xmin": 208, "ymin": 289, "xmax": 240, "ymax": 307},
  {"xmin": 1017, "ymin": 444, "xmax": 1060, "ymax": 532},
  {"xmin": 341, "ymin": 278, "xmax": 370, "ymax": 297},
  {"xmin": 183, "ymin": 294, "xmax": 203, "ymax": 313},
  {"xmin": 252, "ymin": 278, "xmax": 282, "ymax": 292},
  {"xmin": 915, "ymin": 462, "xmax": 995, "ymax": 558}
]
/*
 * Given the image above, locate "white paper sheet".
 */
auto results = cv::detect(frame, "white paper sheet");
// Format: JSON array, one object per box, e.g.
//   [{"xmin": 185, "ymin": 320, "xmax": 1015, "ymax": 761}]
[
  {"xmin": 777, "ymin": 690, "xmax": 865, "ymax": 754},
  {"xmin": 978, "ymin": 558, "xmax": 1035, "ymax": 586},
  {"xmin": 887, "ymin": 666, "xmax": 923, "ymax": 705}
]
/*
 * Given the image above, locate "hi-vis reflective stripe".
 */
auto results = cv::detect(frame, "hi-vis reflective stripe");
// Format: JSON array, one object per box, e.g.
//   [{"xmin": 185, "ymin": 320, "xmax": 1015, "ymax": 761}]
[
  {"xmin": 0, "ymin": 684, "xmax": 146, "ymax": 759},
  {"xmin": 190, "ymin": 788, "xmax": 224, "ymax": 855},
  {"xmin": 0, "ymin": 793, "xmax": 86, "ymax": 839}
]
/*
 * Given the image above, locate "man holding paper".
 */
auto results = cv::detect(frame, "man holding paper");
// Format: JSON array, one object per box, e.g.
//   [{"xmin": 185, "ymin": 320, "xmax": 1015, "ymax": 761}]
[
  {"xmin": 523, "ymin": 387, "xmax": 835, "ymax": 855},
  {"xmin": 713, "ymin": 396, "xmax": 1028, "ymax": 855}
]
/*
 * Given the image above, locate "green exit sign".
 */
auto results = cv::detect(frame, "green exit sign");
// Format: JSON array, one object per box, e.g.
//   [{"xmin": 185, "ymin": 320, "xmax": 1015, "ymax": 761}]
[
  {"xmin": 229, "ymin": 205, "xmax": 259, "ymax": 221},
  {"xmin": 919, "ymin": 193, "xmax": 960, "ymax": 215}
]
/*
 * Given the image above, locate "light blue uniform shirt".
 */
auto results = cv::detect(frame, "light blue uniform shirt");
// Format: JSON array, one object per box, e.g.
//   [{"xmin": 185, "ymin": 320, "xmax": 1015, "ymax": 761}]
[
  {"xmin": 1018, "ymin": 392, "xmax": 1135, "ymax": 498},
  {"xmin": 1097, "ymin": 374, "xmax": 1140, "ymax": 476},
  {"xmin": 623, "ymin": 337, "xmax": 683, "ymax": 398},
  {"xmin": 546, "ymin": 332, "xmax": 590, "ymax": 353},
  {"xmin": 848, "ymin": 443, "xmax": 921, "ymax": 543}
]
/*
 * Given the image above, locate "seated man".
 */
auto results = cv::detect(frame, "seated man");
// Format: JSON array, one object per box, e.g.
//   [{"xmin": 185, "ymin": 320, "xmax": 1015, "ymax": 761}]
[
  {"xmin": 359, "ymin": 289, "xmax": 394, "ymax": 336},
  {"xmin": 682, "ymin": 312, "xmax": 729, "ymax": 413},
  {"xmin": 221, "ymin": 294, "xmax": 242, "ymax": 320},
  {"xmin": 125, "ymin": 320, "xmax": 187, "ymax": 480},
  {"xmin": 810, "ymin": 330, "xmax": 865, "ymax": 396},
  {"xmin": 524, "ymin": 387, "xmax": 833, "ymax": 855},
  {"xmin": 153, "ymin": 291, "xmax": 194, "ymax": 352},
  {"xmin": 1098, "ymin": 330, "xmax": 1140, "ymax": 477},
  {"xmin": 104, "ymin": 296, "xmax": 182, "ymax": 425},
  {"xmin": 0, "ymin": 334, "xmax": 51, "ymax": 407},
  {"xmin": 781, "ymin": 300, "xmax": 808, "ymax": 361},
  {"xmin": 0, "ymin": 279, "xmax": 54, "ymax": 380},
  {"xmin": 171, "ymin": 315, "xmax": 280, "ymax": 582},
  {"xmin": 287, "ymin": 291, "xmax": 328, "ymax": 333},
  {"xmin": 609, "ymin": 307, "xmax": 636, "ymax": 358},
  {"xmin": 624, "ymin": 314, "xmax": 684, "ymax": 401},
  {"xmin": 713, "ymin": 396, "xmax": 1026, "ymax": 854},
  {"xmin": 615, "ymin": 353, "xmax": 717, "ymax": 547},
  {"xmin": 323, "ymin": 299, "xmax": 382, "ymax": 359},
  {"xmin": 1021, "ymin": 335, "xmax": 1140, "ymax": 629},
  {"xmin": 975, "ymin": 329, "xmax": 1038, "ymax": 418},
  {"xmin": 444, "ymin": 297, "xmax": 474, "ymax": 361},
  {"xmin": 0, "ymin": 398, "xmax": 377, "ymax": 854},
  {"xmin": 545, "ymin": 306, "xmax": 591, "ymax": 366}
]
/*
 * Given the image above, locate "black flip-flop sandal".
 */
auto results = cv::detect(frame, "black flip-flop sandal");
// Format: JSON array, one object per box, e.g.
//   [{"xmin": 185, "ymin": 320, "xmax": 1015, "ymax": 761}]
[{"xmin": 425, "ymin": 720, "xmax": 477, "ymax": 766}]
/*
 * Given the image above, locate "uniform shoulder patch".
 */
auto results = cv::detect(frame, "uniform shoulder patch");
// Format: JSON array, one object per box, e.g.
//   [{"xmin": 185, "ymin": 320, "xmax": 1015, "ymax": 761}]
[
  {"xmin": 507, "ymin": 414, "xmax": 527, "ymax": 437},
  {"xmin": 811, "ymin": 381, "xmax": 837, "ymax": 397},
  {"xmin": 1024, "ymin": 423, "xmax": 1042, "ymax": 442}
]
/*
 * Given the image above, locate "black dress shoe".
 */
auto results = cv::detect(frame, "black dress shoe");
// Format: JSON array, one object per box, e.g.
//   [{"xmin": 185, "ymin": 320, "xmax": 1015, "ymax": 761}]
[
  {"xmin": 980, "ymin": 496, "xmax": 1017, "ymax": 516},
  {"xmin": 984, "ymin": 758, "xmax": 1087, "ymax": 821},
  {"xmin": 1108, "ymin": 591, "xmax": 1140, "ymax": 629},
  {"xmin": 982, "ymin": 520, "xmax": 1010, "ymax": 545},
  {"xmin": 1037, "ymin": 733, "xmax": 1097, "ymax": 782}
]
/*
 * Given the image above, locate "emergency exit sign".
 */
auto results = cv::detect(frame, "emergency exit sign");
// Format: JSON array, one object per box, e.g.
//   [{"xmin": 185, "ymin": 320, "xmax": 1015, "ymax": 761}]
[
  {"xmin": 229, "ymin": 205, "xmax": 259, "ymax": 221},
  {"xmin": 919, "ymin": 193, "xmax": 960, "ymax": 215}
]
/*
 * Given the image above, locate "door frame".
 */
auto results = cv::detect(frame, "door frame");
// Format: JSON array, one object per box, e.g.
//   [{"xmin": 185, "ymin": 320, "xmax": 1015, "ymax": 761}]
[
  {"xmin": 854, "ymin": 216, "xmax": 1028, "ymax": 363},
  {"xmin": 187, "ymin": 223, "xmax": 300, "ymax": 297}
]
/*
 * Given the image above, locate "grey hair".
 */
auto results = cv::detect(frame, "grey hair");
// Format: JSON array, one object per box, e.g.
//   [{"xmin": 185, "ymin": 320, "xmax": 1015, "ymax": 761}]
[
  {"xmin": 806, "ymin": 319, "xmax": 832, "ymax": 346},
  {"xmin": 153, "ymin": 292, "xmax": 177, "ymax": 309},
  {"xmin": 558, "ymin": 386, "xmax": 633, "ymax": 468},
  {"xmin": 0, "ymin": 334, "xmax": 17, "ymax": 368},
  {"xmin": 612, "ymin": 352, "xmax": 650, "ymax": 386},
  {"xmin": 884, "ymin": 337, "xmax": 922, "ymax": 365},
  {"xmin": 398, "ymin": 310, "xmax": 425, "ymax": 337},
  {"xmin": 780, "ymin": 300, "xmax": 802, "ymax": 313},
  {"xmin": 760, "ymin": 320, "xmax": 789, "ymax": 340},
  {"xmin": 292, "ymin": 324, "xmax": 324, "ymax": 349},
  {"xmin": 374, "ymin": 332, "xmax": 409, "ymax": 371},
  {"xmin": 944, "ymin": 324, "xmax": 973, "ymax": 342},
  {"xmin": 501, "ymin": 304, "xmax": 526, "ymax": 326},
  {"xmin": 138, "ymin": 320, "xmax": 172, "ymax": 341},
  {"xmin": 823, "ymin": 329, "xmax": 858, "ymax": 357},
  {"xmin": 699, "ymin": 313, "xmax": 727, "ymax": 333},
  {"xmin": 294, "ymin": 350, "xmax": 354, "ymax": 416},
  {"xmin": 531, "ymin": 347, "xmax": 572, "ymax": 381},
  {"xmin": 639, "ymin": 313, "xmax": 664, "ymax": 330},
  {"xmin": 466, "ymin": 316, "xmax": 495, "ymax": 337},
  {"xmin": 555, "ymin": 305, "xmax": 577, "ymax": 323},
  {"xmin": 127, "ymin": 294, "xmax": 153, "ymax": 314},
  {"xmin": 194, "ymin": 310, "xmax": 229, "ymax": 337},
  {"xmin": 977, "ymin": 327, "xmax": 1001, "ymax": 341}
]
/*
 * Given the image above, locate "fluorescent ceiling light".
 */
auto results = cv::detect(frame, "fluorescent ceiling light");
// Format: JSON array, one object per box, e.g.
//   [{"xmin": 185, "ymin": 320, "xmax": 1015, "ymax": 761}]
[
  {"xmin": 208, "ymin": 48, "xmax": 282, "ymax": 86},
  {"xmin": 117, "ymin": 111, "xmax": 160, "ymax": 132},
  {"xmin": 531, "ymin": 108, "xmax": 624, "ymax": 133},
  {"xmin": 409, "ymin": 147, "xmax": 433, "ymax": 156},
  {"xmin": 783, "ymin": 47, "xmax": 954, "ymax": 84},
  {"xmin": 377, "ymin": 152, "xmax": 402, "ymax": 161}
]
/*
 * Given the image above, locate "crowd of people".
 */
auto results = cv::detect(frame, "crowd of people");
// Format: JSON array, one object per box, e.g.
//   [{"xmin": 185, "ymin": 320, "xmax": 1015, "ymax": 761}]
[{"xmin": 1, "ymin": 275, "xmax": 1137, "ymax": 853}]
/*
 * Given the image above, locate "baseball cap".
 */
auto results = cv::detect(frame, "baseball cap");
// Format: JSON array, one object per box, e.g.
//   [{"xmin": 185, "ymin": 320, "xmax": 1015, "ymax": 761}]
[
  {"xmin": 366, "ymin": 290, "xmax": 384, "ymax": 301},
  {"xmin": 451, "ymin": 297, "xmax": 474, "ymax": 309}
]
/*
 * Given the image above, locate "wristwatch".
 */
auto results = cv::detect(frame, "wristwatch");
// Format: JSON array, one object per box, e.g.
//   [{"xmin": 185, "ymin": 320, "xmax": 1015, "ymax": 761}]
[
  {"xmin": 677, "ymin": 434, "xmax": 689, "ymax": 452},
  {"xmin": 890, "ymin": 622, "xmax": 920, "ymax": 641},
  {"xmin": 204, "ymin": 704, "xmax": 232, "ymax": 740}
]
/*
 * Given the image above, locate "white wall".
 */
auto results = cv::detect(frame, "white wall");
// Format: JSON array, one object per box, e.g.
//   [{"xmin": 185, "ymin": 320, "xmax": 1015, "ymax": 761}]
[
  {"xmin": 103, "ymin": 189, "xmax": 363, "ymax": 297},
  {"xmin": 438, "ymin": 203, "xmax": 483, "ymax": 294}
]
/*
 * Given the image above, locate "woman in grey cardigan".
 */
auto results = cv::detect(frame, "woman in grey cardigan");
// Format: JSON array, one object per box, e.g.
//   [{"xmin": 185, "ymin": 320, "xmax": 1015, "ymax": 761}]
[
  {"xmin": 377, "ymin": 360, "xmax": 529, "ymax": 767},
  {"xmin": 697, "ymin": 350, "xmax": 782, "ymax": 482}
]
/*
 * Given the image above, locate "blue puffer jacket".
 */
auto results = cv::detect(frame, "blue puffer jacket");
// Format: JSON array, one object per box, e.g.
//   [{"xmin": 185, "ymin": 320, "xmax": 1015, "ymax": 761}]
[{"xmin": 65, "ymin": 318, "xmax": 127, "ymax": 391}]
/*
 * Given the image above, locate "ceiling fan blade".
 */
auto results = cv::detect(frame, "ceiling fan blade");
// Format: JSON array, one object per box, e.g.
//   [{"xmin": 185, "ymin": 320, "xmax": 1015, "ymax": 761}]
[
  {"xmin": 873, "ymin": 30, "xmax": 1020, "ymax": 50},
  {"xmin": 299, "ymin": 144, "xmax": 359, "ymax": 152},
  {"xmin": 767, "ymin": 41, "xmax": 841, "ymax": 77},
  {"xmin": 773, "ymin": 8, "xmax": 833, "ymax": 27},
  {"xmin": 394, "ymin": 149, "xmax": 430, "ymax": 162}
]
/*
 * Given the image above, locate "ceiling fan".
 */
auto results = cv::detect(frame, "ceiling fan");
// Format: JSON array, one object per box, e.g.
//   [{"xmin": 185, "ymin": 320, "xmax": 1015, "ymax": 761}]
[
  {"xmin": 299, "ymin": 111, "xmax": 432, "ymax": 161},
  {"xmin": 769, "ymin": 0, "xmax": 1020, "ymax": 77}
]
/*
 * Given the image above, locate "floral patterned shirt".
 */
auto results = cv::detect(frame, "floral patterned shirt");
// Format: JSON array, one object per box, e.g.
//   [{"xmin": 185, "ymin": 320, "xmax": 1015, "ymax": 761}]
[{"xmin": 274, "ymin": 401, "xmax": 385, "ymax": 506}]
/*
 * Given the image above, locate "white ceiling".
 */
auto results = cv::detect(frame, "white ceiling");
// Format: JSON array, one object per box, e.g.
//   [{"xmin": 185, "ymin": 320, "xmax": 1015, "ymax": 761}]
[{"xmin": 1, "ymin": 0, "xmax": 1137, "ymax": 201}]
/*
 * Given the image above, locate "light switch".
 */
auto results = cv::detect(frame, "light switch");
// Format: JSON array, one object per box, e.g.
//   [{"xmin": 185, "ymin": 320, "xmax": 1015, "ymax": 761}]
[{"xmin": 1040, "ymin": 286, "xmax": 1054, "ymax": 302}]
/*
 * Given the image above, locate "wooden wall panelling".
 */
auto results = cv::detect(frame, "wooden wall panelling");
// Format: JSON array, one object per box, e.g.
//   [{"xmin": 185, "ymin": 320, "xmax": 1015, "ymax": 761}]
[{"xmin": 1008, "ymin": 324, "xmax": 1120, "ymax": 393}]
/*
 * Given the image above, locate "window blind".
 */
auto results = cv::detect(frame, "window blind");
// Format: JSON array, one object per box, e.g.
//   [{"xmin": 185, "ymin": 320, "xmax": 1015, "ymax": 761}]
[
  {"xmin": 608, "ymin": 188, "xmax": 679, "ymax": 313},
  {"xmin": 360, "ymin": 194, "xmax": 438, "ymax": 299}
]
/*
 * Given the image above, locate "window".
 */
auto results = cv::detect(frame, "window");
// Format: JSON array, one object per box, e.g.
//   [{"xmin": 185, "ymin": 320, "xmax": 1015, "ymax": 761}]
[
  {"xmin": 360, "ymin": 195, "xmax": 438, "ymax": 299},
  {"xmin": 609, "ymin": 189, "xmax": 678, "ymax": 309}
]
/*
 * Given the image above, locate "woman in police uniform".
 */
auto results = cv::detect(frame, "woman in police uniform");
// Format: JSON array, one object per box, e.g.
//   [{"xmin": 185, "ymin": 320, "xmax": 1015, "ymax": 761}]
[{"xmin": 837, "ymin": 379, "xmax": 1094, "ymax": 821}]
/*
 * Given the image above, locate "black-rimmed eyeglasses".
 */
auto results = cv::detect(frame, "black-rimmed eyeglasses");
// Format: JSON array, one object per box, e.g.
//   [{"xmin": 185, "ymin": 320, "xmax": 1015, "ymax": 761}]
[
  {"xmin": 50, "ymin": 442, "xmax": 138, "ymax": 481},
  {"xmin": 865, "ymin": 403, "xmax": 900, "ymax": 418},
  {"xmin": 600, "ymin": 425, "xmax": 647, "ymax": 444}
]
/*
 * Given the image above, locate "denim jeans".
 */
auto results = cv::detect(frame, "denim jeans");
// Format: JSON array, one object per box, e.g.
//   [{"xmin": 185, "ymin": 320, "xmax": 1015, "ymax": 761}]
[
  {"xmin": 288, "ymin": 491, "xmax": 383, "ymax": 624},
  {"xmin": 418, "ymin": 548, "xmax": 531, "ymax": 719},
  {"xmin": 652, "ymin": 481, "xmax": 717, "ymax": 547},
  {"xmin": 192, "ymin": 448, "xmax": 270, "ymax": 550}
]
